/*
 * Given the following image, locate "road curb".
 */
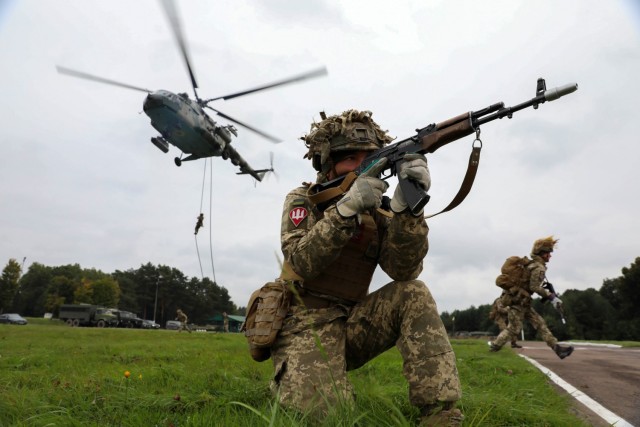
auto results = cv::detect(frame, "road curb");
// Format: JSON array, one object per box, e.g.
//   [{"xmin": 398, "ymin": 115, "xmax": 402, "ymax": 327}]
[{"xmin": 519, "ymin": 354, "xmax": 634, "ymax": 427}]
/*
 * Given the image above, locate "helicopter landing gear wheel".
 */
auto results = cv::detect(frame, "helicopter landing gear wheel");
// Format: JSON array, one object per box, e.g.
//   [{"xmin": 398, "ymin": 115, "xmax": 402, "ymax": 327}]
[{"xmin": 174, "ymin": 157, "xmax": 182, "ymax": 167}]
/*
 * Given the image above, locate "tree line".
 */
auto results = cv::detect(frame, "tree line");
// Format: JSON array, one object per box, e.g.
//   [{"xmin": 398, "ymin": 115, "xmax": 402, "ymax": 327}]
[
  {"xmin": 440, "ymin": 257, "xmax": 640, "ymax": 341},
  {"xmin": 0, "ymin": 260, "xmax": 239, "ymax": 326},
  {"xmin": 2, "ymin": 256, "xmax": 638, "ymax": 340}
]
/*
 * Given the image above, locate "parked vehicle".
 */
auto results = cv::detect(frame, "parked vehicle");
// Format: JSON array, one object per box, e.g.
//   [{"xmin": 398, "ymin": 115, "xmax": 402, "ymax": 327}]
[
  {"xmin": 109, "ymin": 310, "xmax": 144, "ymax": 328},
  {"xmin": 141, "ymin": 319, "xmax": 160, "ymax": 329},
  {"xmin": 165, "ymin": 320, "xmax": 181, "ymax": 330},
  {"xmin": 59, "ymin": 304, "xmax": 118, "ymax": 327},
  {"xmin": 0, "ymin": 313, "xmax": 28, "ymax": 325}
]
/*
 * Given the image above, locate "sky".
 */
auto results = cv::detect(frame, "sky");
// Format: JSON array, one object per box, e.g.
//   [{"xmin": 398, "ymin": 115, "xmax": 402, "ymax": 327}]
[{"xmin": 1, "ymin": 0, "xmax": 639, "ymax": 314}]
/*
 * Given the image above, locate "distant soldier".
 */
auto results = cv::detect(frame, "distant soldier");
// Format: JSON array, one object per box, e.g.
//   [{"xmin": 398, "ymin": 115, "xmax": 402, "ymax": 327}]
[
  {"xmin": 489, "ymin": 294, "xmax": 522, "ymax": 348},
  {"xmin": 489, "ymin": 236, "xmax": 573, "ymax": 359},
  {"xmin": 222, "ymin": 311, "xmax": 229, "ymax": 333},
  {"xmin": 175, "ymin": 309, "xmax": 191, "ymax": 333},
  {"xmin": 194, "ymin": 213, "xmax": 204, "ymax": 235}
]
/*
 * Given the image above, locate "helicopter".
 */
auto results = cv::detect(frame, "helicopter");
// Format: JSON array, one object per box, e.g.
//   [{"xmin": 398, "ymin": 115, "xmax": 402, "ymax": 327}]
[{"xmin": 57, "ymin": 0, "xmax": 327, "ymax": 182}]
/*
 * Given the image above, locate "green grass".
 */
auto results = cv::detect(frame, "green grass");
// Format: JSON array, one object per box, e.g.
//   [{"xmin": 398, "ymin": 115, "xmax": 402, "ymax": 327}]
[{"xmin": 0, "ymin": 322, "xmax": 599, "ymax": 426}]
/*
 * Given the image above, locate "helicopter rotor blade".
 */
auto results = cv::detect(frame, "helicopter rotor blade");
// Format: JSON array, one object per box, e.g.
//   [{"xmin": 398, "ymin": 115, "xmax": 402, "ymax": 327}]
[
  {"xmin": 202, "ymin": 66, "xmax": 328, "ymax": 104},
  {"xmin": 56, "ymin": 66, "xmax": 152, "ymax": 93},
  {"xmin": 205, "ymin": 106, "xmax": 282, "ymax": 143},
  {"xmin": 267, "ymin": 152, "xmax": 279, "ymax": 181},
  {"xmin": 159, "ymin": 0, "xmax": 199, "ymax": 98}
]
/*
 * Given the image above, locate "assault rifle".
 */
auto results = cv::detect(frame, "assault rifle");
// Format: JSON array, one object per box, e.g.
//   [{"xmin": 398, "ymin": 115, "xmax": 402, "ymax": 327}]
[
  {"xmin": 308, "ymin": 78, "xmax": 578, "ymax": 215},
  {"xmin": 541, "ymin": 279, "xmax": 567, "ymax": 324}
]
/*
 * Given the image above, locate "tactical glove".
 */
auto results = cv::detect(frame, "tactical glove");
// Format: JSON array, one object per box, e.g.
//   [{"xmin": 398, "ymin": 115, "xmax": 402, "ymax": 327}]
[
  {"xmin": 336, "ymin": 158, "xmax": 389, "ymax": 218},
  {"xmin": 390, "ymin": 153, "xmax": 431, "ymax": 214}
]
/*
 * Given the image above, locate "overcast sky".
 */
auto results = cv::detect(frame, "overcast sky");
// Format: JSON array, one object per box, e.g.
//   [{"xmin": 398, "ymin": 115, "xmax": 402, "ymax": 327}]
[{"xmin": 1, "ymin": 0, "xmax": 638, "ymax": 314}]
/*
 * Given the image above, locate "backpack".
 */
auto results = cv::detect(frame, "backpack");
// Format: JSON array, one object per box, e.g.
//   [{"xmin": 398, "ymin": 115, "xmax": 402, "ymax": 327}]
[{"xmin": 495, "ymin": 256, "xmax": 532, "ymax": 291}]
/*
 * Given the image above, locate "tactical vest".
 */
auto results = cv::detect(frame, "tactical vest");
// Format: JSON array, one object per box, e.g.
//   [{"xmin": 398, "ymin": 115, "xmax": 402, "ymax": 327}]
[{"xmin": 302, "ymin": 213, "xmax": 380, "ymax": 303}]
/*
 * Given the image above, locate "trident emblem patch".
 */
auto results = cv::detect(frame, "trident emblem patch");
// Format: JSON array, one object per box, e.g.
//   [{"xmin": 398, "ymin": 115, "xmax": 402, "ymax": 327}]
[{"xmin": 289, "ymin": 207, "xmax": 308, "ymax": 227}]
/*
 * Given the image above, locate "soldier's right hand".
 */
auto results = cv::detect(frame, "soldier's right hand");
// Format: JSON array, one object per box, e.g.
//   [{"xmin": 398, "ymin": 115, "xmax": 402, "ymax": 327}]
[{"xmin": 336, "ymin": 158, "xmax": 389, "ymax": 218}]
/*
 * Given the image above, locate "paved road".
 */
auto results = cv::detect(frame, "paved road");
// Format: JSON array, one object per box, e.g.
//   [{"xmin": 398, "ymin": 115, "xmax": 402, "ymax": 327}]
[{"xmin": 514, "ymin": 341, "xmax": 640, "ymax": 426}]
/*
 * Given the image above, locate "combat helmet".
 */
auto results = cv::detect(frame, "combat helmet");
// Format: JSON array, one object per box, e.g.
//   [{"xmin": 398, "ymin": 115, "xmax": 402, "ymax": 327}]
[
  {"xmin": 301, "ymin": 109, "xmax": 394, "ymax": 182},
  {"xmin": 531, "ymin": 236, "xmax": 559, "ymax": 256}
]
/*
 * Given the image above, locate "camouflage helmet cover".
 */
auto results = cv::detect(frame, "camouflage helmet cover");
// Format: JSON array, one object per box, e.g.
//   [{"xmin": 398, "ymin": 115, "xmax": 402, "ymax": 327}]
[
  {"xmin": 531, "ymin": 236, "xmax": 559, "ymax": 256},
  {"xmin": 301, "ymin": 109, "xmax": 394, "ymax": 176}
]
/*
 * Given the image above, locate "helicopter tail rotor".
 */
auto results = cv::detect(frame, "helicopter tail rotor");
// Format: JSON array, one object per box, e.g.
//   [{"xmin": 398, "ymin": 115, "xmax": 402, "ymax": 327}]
[
  {"xmin": 264, "ymin": 152, "xmax": 279, "ymax": 181},
  {"xmin": 254, "ymin": 152, "xmax": 277, "ymax": 182}
]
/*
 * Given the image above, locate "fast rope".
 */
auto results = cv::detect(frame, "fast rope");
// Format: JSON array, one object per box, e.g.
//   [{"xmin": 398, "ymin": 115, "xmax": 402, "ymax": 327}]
[
  {"xmin": 207, "ymin": 158, "xmax": 217, "ymax": 284},
  {"xmin": 194, "ymin": 159, "xmax": 207, "ymax": 279},
  {"xmin": 194, "ymin": 158, "xmax": 218, "ymax": 283}
]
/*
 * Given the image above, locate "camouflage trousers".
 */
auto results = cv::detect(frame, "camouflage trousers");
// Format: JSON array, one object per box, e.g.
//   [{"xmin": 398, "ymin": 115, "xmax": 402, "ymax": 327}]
[
  {"xmin": 493, "ymin": 305, "xmax": 558, "ymax": 348},
  {"xmin": 492, "ymin": 312, "xmax": 518, "ymax": 344},
  {"xmin": 269, "ymin": 280, "xmax": 461, "ymax": 413},
  {"xmin": 493, "ymin": 312, "xmax": 508, "ymax": 331}
]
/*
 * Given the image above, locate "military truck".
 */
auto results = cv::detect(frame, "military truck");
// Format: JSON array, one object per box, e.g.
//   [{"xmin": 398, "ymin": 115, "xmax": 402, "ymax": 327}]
[
  {"xmin": 59, "ymin": 304, "xmax": 118, "ymax": 327},
  {"xmin": 110, "ymin": 309, "xmax": 144, "ymax": 328}
]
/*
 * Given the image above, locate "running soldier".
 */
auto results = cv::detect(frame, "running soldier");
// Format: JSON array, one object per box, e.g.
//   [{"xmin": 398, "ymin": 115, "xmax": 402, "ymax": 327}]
[
  {"xmin": 489, "ymin": 236, "xmax": 573, "ymax": 359},
  {"xmin": 176, "ymin": 309, "xmax": 192, "ymax": 333}
]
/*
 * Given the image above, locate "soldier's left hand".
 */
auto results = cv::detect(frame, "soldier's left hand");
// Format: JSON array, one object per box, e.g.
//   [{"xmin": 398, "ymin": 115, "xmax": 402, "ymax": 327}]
[
  {"xmin": 390, "ymin": 153, "xmax": 431, "ymax": 213},
  {"xmin": 550, "ymin": 296, "xmax": 563, "ymax": 308}
]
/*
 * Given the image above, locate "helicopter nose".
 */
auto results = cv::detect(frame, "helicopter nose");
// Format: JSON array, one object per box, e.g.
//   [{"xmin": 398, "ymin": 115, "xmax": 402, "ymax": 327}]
[{"xmin": 143, "ymin": 92, "xmax": 164, "ymax": 111}]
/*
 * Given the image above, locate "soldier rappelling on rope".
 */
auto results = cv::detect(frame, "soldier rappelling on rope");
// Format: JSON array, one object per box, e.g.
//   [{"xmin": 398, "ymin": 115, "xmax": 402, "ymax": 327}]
[{"xmin": 194, "ymin": 213, "xmax": 204, "ymax": 235}]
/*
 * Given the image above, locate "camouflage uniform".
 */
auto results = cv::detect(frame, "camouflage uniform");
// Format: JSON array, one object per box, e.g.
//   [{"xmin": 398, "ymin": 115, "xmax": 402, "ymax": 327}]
[
  {"xmin": 271, "ymin": 184, "xmax": 461, "ymax": 413},
  {"xmin": 492, "ymin": 249, "xmax": 558, "ymax": 349}
]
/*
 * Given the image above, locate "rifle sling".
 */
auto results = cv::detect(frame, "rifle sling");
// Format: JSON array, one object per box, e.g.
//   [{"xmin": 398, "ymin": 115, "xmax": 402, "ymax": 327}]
[
  {"xmin": 308, "ymin": 171, "xmax": 358, "ymax": 207},
  {"xmin": 425, "ymin": 144, "xmax": 481, "ymax": 218}
]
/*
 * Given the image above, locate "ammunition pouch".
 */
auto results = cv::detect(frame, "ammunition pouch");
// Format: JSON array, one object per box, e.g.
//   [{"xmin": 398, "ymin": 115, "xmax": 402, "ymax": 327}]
[{"xmin": 242, "ymin": 280, "xmax": 292, "ymax": 362}]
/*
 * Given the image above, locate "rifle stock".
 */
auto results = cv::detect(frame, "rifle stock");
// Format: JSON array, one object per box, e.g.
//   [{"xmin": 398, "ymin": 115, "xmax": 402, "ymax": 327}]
[{"xmin": 308, "ymin": 78, "xmax": 578, "ymax": 215}]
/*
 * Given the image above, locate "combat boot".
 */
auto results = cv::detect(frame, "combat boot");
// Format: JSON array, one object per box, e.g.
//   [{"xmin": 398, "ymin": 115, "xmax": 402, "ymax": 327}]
[
  {"xmin": 553, "ymin": 344, "xmax": 574, "ymax": 359},
  {"xmin": 420, "ymin": 403, "xmax": 464, "ymax": 426},
  {"xmin": 487, "ymin": 341, "xmax": 501, "ymax": 352},
  {"xmin": 511, "ymin": 342, "xmax": 523, "ymax": 349}
]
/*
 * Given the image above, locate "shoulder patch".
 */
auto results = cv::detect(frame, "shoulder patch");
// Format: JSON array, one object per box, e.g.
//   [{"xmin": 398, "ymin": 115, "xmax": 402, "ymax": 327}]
[
  {"xmin": 292, "ymin": 198, "xmax": 306, "ymax": 207},
  {"xmin": 289, "ymin": 207, "xmax": 308, "ymax": 227}
]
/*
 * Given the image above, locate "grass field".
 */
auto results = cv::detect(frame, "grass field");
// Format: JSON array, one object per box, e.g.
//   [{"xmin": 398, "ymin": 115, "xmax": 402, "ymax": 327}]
[{"xmin": 0, "ymin": 320, "xmax": 596, "ymax": 426}]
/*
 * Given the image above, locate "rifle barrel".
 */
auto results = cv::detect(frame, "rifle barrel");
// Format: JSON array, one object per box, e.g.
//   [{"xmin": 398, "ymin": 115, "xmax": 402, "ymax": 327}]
[{"xmin": 474, "ymin": 81, "xmax": 578, "ymax": 126}]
